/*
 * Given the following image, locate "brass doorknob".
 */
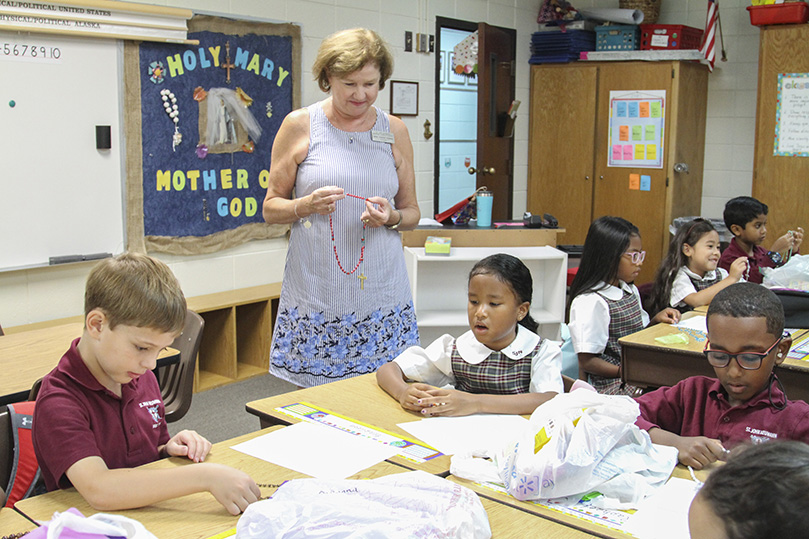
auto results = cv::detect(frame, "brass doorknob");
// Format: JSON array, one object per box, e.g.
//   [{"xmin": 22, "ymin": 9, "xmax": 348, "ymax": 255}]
[{"xmin": 468, "ymin": 166, "xmax": 496, "ymax": 175}]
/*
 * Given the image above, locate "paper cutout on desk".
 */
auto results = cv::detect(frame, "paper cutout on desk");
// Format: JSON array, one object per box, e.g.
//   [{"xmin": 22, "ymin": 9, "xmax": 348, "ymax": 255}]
[
  {"xmin": 397, "ymin": 414, "xmax": 529, "ymax": 455},
  {"xmin": 655, "ymin": 333, "xmax": 689, "ymax": 345},
  {"xmin": 231, "ymin": 422, "xmax": 399, "ymax": 479},
  {"xmin": 622, "ymin": 477, "xmax": 700, "ymax": 539},
  {"xmin": 675, "ymin": 316, "xmax": 708, "ymax": 334}
]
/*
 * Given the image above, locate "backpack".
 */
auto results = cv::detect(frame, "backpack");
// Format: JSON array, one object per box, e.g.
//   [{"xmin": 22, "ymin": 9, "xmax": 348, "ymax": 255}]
[{"xmin": 4, "ymin": 401, "xmax": 41, "ymax": 507}]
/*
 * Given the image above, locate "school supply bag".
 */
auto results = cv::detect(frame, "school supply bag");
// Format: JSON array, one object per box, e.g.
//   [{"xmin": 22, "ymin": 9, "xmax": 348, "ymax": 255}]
[
  {"xmin": 235, "ymin": 470, "xmax": 491, "ymax": 539},
  {"xmin": 24, "ymin": 507, "xmax": 157, "ymax": 539},
  {"xmin": 762, "ymin": 254, "xmax": 809, "ymax": 291},
  {"xmin": 451, "ymin": 387, "xmax": 678, "ymax": 510}
]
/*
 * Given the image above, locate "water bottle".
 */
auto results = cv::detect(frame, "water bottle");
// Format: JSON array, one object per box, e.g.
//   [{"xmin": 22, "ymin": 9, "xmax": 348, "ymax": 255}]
[{"xmin": 476, "ymin": 190, "xmax": 493, "ymax": 227}]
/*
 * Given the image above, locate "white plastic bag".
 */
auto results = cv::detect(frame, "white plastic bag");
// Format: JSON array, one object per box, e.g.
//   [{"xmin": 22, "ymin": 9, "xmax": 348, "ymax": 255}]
[
  {"xmin": 451, "ymin": 388, "xmax": 677, "ymax": 509},
  {"xmin": 762, "ymin": 254, "xmax": 809, "ymax": 290},
  {"xmin": 235, "ymin": 470, "xmax": 491, "ymax": 539},
  {"xmin": 24, "ymin": 508, "xmax": 157, "ymax": 539}
]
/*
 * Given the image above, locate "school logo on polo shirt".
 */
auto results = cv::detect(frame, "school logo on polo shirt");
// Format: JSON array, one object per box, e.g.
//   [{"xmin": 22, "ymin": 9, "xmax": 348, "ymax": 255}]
[{"xmin": 148, "ymin": 405, "xmax": 161, "ymax": 423}]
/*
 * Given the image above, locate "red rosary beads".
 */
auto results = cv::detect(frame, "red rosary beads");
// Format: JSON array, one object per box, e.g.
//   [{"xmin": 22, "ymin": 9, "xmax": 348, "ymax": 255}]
[{"xmin": 329, "ymin": 193, "xmax": 368, "ymax": 283}]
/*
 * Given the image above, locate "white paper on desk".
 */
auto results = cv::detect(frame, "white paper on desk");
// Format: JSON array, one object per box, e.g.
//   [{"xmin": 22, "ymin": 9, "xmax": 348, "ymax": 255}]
[
  {"xmin": 397, "ymin": 415, "xmax": 528, "ymax": 455},
  {"xmin": 231, "ymin": 422, "xmax": 399, "ymax": 479},
  {"xmin": 675, "ymin": 316, "xmax": 708, "ymax": 334},
  {"xmin": 622, "ymin": 477, "xmax": 701, "ymax": 539}
]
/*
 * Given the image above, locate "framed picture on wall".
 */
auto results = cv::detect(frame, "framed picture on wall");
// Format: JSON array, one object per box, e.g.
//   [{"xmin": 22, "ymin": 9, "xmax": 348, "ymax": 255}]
[
  {"xmin": 439, "ymin": 51, "xmax": 445, "ymax": 83},
  {"xmin": 390, "ymin": 80, "xmax": 419, "ymax": 116},
  {"xmin": 447, "ymin": 52, "xmax": 466, "ymax": 85}
]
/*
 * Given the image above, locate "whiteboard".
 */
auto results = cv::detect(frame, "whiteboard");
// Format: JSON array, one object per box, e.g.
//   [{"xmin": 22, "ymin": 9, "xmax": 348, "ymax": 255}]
[{"xmin": 0, "ymin": 32, "xmax": 125, "ymax": 271}]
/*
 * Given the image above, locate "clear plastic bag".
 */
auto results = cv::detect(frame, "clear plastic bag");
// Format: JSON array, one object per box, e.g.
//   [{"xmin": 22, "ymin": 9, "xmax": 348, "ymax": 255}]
[
  {"xmin": 762, "ymin": 254, "xmax": 809, "ymax": 291},
  {"xmin": 236, "ymin": 470, "xmax": 491, "ymax": 539},
  {"xmin": 451, "ymin": 388, "xmax": 677, "ymax": 509}
]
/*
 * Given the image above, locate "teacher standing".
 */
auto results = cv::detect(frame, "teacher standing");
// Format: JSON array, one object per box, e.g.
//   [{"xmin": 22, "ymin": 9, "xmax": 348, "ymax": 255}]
[{"xmin": 263, "ymin": 28, "xmax": 421, "ymax": 387}]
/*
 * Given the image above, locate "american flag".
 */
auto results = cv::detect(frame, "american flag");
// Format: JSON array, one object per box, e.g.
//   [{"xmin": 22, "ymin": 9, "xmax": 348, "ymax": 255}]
[{"xmin": 700, "ymin": 0, "xmax": 717, "ymax": 72}]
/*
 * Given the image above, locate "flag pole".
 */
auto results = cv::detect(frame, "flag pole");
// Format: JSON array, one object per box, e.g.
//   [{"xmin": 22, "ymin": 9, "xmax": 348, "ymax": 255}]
[{"xmin": 717, "ymin": 0, "xmax": 728, "ymax": 62}]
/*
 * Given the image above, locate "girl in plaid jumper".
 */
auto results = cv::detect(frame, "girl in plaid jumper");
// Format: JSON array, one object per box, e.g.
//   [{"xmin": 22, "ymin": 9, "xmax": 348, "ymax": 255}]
[
  {"xmin": 568, "ymin": 217, "xmax": 680, "ymax": 395},
  {"xmin": 377, "ymin": 254, "xmax": 563, "ymax": 416}
]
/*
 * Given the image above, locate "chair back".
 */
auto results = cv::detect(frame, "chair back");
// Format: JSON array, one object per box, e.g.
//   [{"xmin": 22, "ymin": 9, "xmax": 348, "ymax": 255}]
[
  {"xmin": 773, "ymin": 289, "xmax": 809, "ymax": 329},
  {"xmin": 28, "ymin": 378, "xmax": 43, "ymax": 401},
  {"xmin": 0, "ymin": 323, "xmax": 4, "ymax": 336},
  {"xmin": 0, "ymin": 407, "xmax": 11, "ymax": 494},
  {"xmin": 157, "ymin": 310, "xmax": 204, "ymax": 423}
]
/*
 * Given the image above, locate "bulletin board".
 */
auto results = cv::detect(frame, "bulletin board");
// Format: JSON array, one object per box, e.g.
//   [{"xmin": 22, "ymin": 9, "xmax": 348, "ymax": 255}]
[
  {"xmin": 124, "ymin": 15, "xmax": 300, "ymax": 255},
  {"xmin": 607, "ymin": 90, "xmax": 666, "ymax": 169},
  {"xmin": 774, "ymin": 73, "xmax": 809, "ymax": 157},
  {"xmin": 0, "ymin": 31, "xmax": 125, "ymax": 271}
]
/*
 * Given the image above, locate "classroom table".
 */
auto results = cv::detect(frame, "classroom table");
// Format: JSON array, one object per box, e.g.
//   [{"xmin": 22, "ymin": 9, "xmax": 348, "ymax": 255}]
[
  {"xmin": 619, "ymin": 314, "xmax": 809, "ymax": 403},
  {"xmin": 13, "ymin": 426, "xmax": 406, "ymax": 538},
  {"xmin": 0, "ymin": 507, "xmax": 36, "ymax": 536},
  {"xmin": 449, "ymin": 464, "xmax": 712, "ymax": 539},
  {"xmin": 0, "ymin": 322, "xmax": 179, "ymax": 406},
  {"xmin": 245, "ymin": 373, "xmax": 454, "ymax": 475},
  {"xmin": 14, "ymin": 425, "xmax": 592, "ymax": 539}
]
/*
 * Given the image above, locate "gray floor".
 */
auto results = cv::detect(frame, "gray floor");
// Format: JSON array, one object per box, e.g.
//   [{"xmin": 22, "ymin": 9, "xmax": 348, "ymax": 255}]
[{"xmin": 168, "ymin": 374, "xmax": 297, "ymax": 444}]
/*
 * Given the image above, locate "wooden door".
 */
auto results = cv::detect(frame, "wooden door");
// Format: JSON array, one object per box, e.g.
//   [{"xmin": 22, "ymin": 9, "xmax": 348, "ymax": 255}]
[
  {"xmin": 475, "ymin": 22, "xmax": 515, "ymax": 220},
  {"xmin": 753, "ymin": 25, "xmax": 809, "ymax": 245},
  {"xmin": 527, "ymin": 64, "xmax": 598, "ymax": 246},
  {"xmin": 593, "ymin": 62, "xmax": 673, "ymax": 284}
]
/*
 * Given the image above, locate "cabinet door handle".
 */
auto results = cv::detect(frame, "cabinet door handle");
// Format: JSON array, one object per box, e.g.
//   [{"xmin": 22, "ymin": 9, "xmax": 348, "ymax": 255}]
[
  {"xmin": 585, "ymin": 175, "xmax": 590, "ymax": 181},
  {"xmin": 599, "ymin": 175, "xmax": 604, "ymax": 180}
]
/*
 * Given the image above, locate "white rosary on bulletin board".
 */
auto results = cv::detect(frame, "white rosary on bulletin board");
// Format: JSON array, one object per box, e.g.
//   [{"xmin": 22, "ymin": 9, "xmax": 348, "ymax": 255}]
[{"xmin": 161, "ymin": 88, "xmax": 182, "ymax": 151}]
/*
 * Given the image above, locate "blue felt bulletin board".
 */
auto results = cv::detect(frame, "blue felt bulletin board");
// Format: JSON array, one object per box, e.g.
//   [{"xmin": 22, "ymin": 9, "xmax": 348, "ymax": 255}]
[{"xmin": 126, "ymin": 16, "xmax": 299, "ymax": 254}]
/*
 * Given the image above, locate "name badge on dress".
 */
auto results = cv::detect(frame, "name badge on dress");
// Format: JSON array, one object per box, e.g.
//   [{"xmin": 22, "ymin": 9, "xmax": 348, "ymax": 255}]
[{"xmin": 371, "ymin": 130, "xmax": 395, "ymax": 144}]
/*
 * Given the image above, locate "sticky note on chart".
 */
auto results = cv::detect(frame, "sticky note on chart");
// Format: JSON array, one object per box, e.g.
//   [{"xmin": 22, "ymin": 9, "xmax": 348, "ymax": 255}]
[
  {"xmin": 623, "ymin": 145, "xmax": 633, "ymax": 160},
  {"xmin": 650, "ymin": 102, "xmax": 662, "ymax": 118},
  {"xmin": 619, "ymin": 125, "xmax": 630, "ymax": 141},
  {"xmin": 632, "ymin": 125, "xmax": 642, "ymax": 141},
  {"xmin": 629, "ymin": 173, "xmax": 640, "ymax": 190},
  {"xmin": 634, "ymin": 145, "xmax": 645, "ymax": 160},
  {"xmin": 640, "ymin": 175, "xmax": 651, "ymax": 191},
  {"xmin": 616, "ymin": 101, "xmax": 627, "ymax": 117},
  {"xmin": 612, "ymin": 145, "xmax": 623, "ymax": 160},
  {"xmin": 639, "ymin": 101, "xmax": 650, "ymax": 118},
  {"xmin": 646, "ymin": 144, "xmax": 657, "ymax": 160},
  {"xmin": 645, "ymin": 124, "xmax": 656, "ymax": 141},
  {"xmin": 628, "ymin": 102, "xmax": 639, "ymax": 117}
]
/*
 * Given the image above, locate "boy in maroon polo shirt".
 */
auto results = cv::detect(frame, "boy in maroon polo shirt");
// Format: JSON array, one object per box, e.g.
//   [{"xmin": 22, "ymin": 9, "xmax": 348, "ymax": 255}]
[
  {"xmin": 717, "ymin": 196, "xmax": 803, "ymax": 284},
  {"xmin": 635, "ymin": 282, "xmax": 809, "ymax": 469},
  {"xmin": 32, "ymin": 253, "xmax": 260, "ymax": 514}
]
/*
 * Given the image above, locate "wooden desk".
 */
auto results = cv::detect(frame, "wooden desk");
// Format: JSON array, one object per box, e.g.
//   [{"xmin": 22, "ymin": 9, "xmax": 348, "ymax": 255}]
[
  {"xmin": 245, "ymin": 373, "xmax": 453, "ymax": 476},
  {"xmin": 401, "ymin": 225, "xmax": 565, "ymax": 248},
  {"xmin": 14, "ymin": 427, "xmax": 411, "ymax": 538},
  {"xmin": 14, "ymin": 424, "xmax": 593, "ymax": 538},
  {"xmin": 449, "ymin": 465, "xmax": 710, "ymax": 539},
  {"xmin": 619, "ymin": 315, "xmax": 809, "ymax": 403},
  {"xmin": 0, "ymin": 323, "xmax": 179, "ymax": 406},
  {"xmin": 0, "ymin": 507, "xmax": 36, "ymax": 535}
]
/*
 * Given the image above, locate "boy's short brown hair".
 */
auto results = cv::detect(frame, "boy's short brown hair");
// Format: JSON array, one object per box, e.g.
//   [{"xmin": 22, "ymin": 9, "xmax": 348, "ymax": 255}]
[
  {"xmin": 312, "ymin": 28, "xmax": 393, "ymax": 92},
  {"xmin": 85, "ymin": 253, "xmax": 186, "ymax": 334}
]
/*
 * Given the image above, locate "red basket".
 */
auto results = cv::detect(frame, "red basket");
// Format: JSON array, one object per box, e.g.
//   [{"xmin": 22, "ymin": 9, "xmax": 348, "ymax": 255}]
[
  {"xmin": 747, "ymin": 3, "xmax": 809, "ymax": 26},
  {"xmin": 640, "ymin": 24, "xmax": 703, "ymax": 50}
]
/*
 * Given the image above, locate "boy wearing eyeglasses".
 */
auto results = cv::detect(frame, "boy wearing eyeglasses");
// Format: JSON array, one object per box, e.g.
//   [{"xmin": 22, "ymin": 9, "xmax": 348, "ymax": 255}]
[{"xmin": 635, "ymin": 282, "xmax": 809, "ymax": 469}]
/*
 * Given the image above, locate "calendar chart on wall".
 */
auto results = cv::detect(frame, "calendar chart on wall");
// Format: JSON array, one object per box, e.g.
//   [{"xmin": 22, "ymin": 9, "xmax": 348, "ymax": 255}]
[{"xmin": 607, "ymin": 90, "xmax": 666, "ymax": 169}]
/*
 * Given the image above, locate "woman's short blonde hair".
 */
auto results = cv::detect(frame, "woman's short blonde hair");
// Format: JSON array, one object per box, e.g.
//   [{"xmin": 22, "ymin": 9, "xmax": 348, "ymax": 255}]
[
  {"xmin": 313, "ymin": 28, "xmax": 393, "ymax": 92},
  {"xmin": 85, "ymin": 252, "xmax": 186, "ymax": 334}
]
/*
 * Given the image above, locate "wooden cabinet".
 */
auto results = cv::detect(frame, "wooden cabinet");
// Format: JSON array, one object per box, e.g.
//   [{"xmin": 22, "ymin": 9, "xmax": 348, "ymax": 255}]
[
  {"xmin": 404, "ymin": 246, "xmax": 567, "ymax": 345},
  {"xmin": 527, "ymin": 61, "xmax": 708, "ymax": 283},
  {"xmin": 186, "ymin": 283, "xmax": 281, "ymax": 392},
  {"xmin": 753, "ymin": 25, "xmax": 809, "ymax": 241}
]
